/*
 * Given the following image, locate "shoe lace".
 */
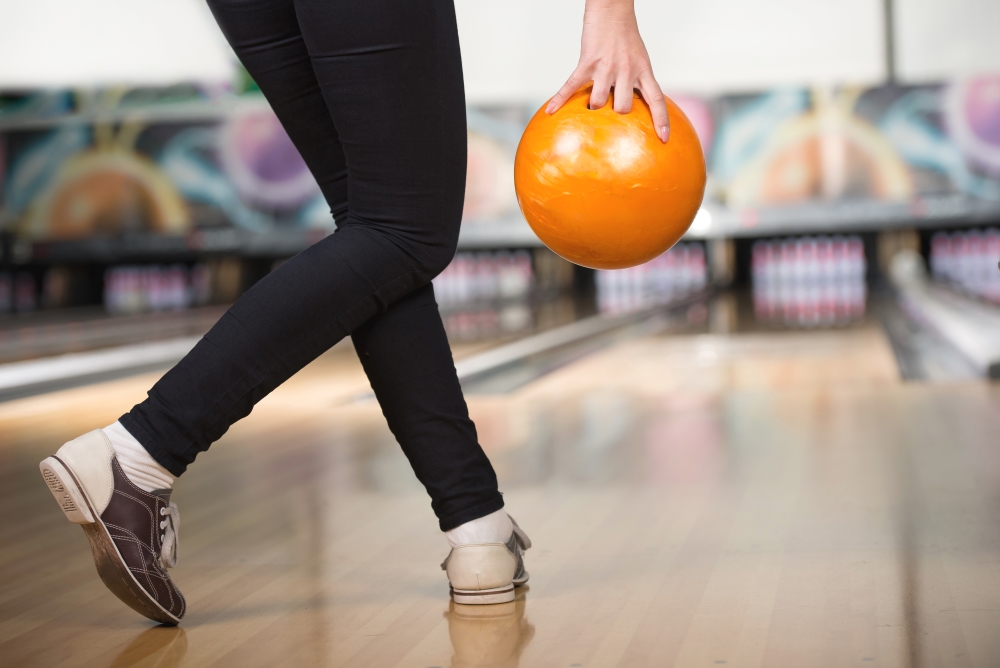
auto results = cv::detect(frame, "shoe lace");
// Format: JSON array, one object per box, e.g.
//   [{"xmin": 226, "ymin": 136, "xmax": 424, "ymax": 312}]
[{"xmin": 158, "ymin": 502, "xmax": 180, "ymax": 569}]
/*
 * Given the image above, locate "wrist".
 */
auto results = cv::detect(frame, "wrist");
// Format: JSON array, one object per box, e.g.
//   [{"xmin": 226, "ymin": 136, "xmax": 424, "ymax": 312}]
[{"xmin": 583, "ymin": 0, "xmax": 636, "ymax": 23}]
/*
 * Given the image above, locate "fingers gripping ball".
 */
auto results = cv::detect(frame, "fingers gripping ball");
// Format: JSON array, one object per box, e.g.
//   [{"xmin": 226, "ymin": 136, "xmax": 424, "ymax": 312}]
[{"xmin": 514, "ymin": 86, "xmax": 706, "ymax": 270}]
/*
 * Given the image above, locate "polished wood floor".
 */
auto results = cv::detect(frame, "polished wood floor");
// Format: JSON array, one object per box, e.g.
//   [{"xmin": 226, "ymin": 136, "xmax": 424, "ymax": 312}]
[{"xmin": 2, "ymin": 326, "xmax": 999, "ymax": 667}]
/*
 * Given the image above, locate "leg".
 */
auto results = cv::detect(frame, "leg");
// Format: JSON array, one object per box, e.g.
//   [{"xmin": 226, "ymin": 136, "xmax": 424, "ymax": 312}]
[
  {"xmin": 120, "ymin": 0, "xmax": 502, "ymax": 528},
  {"xmin": 353, "ymin": 284, "xmax": 501, "ymax": 529},
  {"xmin": 41, "ymin": 0, "xmax": 525, "ymax": 619}
]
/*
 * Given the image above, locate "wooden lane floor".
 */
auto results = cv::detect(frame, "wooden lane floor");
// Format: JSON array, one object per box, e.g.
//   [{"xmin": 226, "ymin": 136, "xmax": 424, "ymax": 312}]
[{"xmin": 2, "ymin": 326, "xmax": 1000, "ymax": 666}]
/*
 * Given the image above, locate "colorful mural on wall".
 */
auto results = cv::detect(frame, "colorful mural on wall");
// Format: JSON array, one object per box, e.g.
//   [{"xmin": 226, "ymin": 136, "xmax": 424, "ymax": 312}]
[
  {"xmin": 0, "ymin": 106, "xmax": 332, "ymax": 241},
  {"xmin": 1, "ymin": 74, "xmax": 999, "ymax": 245},
  {"xmin": 706, "ymin": 75, "xmax": 1000, "ymax": 208}
]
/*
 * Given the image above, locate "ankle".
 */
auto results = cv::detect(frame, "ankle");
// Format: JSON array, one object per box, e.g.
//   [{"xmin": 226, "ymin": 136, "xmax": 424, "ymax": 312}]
[
  {"xmin": 102, "ymin": 421, "xmax": 173, "ymax": 492},
  {"xmin": 445, "ymin": 509, "xmax": 512, "ymax": 548}
]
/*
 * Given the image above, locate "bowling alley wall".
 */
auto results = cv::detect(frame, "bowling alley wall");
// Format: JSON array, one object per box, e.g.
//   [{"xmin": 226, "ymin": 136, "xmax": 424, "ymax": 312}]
[{"xmin": 1, "ymin": 72, "xmax": 999, "ymax": 329}]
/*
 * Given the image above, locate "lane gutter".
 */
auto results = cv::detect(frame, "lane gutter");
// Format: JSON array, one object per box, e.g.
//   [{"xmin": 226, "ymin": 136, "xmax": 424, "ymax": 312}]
[{"xmin": 0, "ymin": 292, "xmax": 710, "ymax": 403}]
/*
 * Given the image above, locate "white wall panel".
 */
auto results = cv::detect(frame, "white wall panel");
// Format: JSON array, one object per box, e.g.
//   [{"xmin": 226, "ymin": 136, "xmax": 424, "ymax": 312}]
[
  {"xmin": 4, "ymin": 0, "xmax": 995, "ymax": 95},
  {"xmin": 896, "ymin": 0, "xmax": 1000, "ymax": 81},
  {"xmin": 637, "ymin": 0, "xmax": 885, "ymax": 93},
  {"xmin": 0, "ymin": 0, "xmax": 233, "ymax": 88},
  {"xmin": 456, "ymin": 0, "xmax": 886, "ymax": 104}
]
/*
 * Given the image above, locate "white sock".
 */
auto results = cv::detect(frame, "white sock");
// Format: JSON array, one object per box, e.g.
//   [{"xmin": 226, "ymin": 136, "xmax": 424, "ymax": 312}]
[
  {"xmin": 102, "ymin": 421, "xmax": 174, "ymax": 492},
  {"xmin": 445, "ymin": 509, "xmax": 513, "ymax": 548}
]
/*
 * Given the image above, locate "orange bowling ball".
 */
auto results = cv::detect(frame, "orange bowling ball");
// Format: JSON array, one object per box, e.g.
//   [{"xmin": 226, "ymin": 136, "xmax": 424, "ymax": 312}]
[{"xmin": 514, "ymin": 86, "xmax": 706, "ymax": 270}]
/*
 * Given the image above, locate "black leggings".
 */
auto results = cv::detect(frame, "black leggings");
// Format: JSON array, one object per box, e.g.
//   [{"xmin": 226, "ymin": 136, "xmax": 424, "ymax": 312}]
[{"xmin": 120, "ymin": 0, "xmax": 503, "ymax": 531}]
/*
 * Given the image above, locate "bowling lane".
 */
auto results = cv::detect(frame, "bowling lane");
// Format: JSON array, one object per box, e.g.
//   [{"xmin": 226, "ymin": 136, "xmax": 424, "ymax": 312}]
[{"xmin": 2, "ymin": 324, "xmax": 1000, "ymax": 667}]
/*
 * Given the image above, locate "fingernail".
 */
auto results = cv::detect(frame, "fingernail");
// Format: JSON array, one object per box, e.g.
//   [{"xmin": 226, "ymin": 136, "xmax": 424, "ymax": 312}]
[
  {"xmin": 660, "ymin": 126, "xmax": 669, "ymax": 142},
  {"xmin": 546, "ymin": 103, "xmax": 556, "ymax": 114}
]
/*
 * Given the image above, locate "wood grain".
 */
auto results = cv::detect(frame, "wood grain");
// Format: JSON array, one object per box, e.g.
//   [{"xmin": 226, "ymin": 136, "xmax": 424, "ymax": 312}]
[{"xmin": 1, "ymin": 326, "xmax": 999, "ymax": 667}]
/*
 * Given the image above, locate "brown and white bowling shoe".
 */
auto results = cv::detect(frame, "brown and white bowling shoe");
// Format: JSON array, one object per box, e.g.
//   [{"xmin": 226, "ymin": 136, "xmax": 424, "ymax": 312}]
[{"xmin": 39, "ymin": 430, "xmax": 185, "ymax": 625}]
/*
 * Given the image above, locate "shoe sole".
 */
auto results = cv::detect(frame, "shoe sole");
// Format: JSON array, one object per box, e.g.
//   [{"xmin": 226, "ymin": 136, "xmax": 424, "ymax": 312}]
[
  {"xmin": 40, "ymin": 456, "xmax": 182, "ymax": 626},
  {"xmin": 451, "ymin": 584, "xmax": 516, "ymax": 605}
]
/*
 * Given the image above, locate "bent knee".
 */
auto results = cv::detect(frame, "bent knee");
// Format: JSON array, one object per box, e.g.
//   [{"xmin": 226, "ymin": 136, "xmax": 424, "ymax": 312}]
[
  {"xmin": 419, "ymin": 243, "xmax": 458, "ymax": 282},
  {"xmin": 413, "ymin": 229, "xmax": 460, "ymax": 281}
]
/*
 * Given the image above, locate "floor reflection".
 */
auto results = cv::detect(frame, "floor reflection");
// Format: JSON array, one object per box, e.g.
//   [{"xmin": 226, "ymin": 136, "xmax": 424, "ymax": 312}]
[
  {"xmin": 446, "ymin": 592, "xmax": 534, "ymax": 668},
  {"xmin": 109, "ymin": 627, "xmax": 187, "ymax": 668},
  {"xmin": 4, "ymin": 324, "xmax": 1000, "ymax": 666}
]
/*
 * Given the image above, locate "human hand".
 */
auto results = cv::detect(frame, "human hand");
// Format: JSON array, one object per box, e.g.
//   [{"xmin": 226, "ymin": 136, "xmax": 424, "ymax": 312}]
[{"xmin": 546, "ymin": 0, "xmax": 669, "ymax": 142}]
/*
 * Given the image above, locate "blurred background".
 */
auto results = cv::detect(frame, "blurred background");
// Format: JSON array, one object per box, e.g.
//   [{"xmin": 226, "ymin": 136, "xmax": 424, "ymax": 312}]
[
  {"xmin": 3, "ymin": 1, "xmax": 1000, "ymax": 665},
  {"xmin": 0, "ymin": 0, "xmax": 998, "ymax": 380}
]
